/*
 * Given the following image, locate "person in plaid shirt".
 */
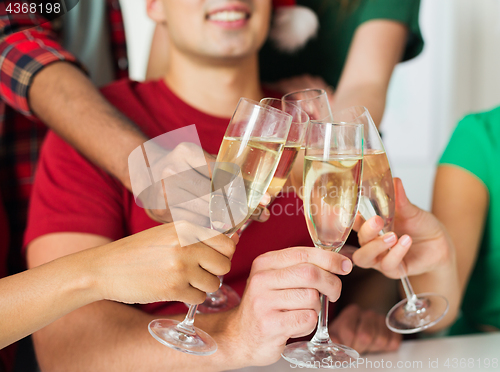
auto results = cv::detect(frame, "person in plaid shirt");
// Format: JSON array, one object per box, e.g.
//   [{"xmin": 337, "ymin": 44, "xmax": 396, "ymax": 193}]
[
  {"xmin": 0, "ymin": 2, "xmax": 146, "ymax": 371},
  {"xmin": 0, "ymin": 0, "xmax": 147, "ymax": 271}
]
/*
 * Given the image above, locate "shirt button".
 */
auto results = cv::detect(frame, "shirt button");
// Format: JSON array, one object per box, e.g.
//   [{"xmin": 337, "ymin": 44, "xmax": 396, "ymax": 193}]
[{"xmin": 118, "ymin": 57, "xmax": 128, "ymax": 70}]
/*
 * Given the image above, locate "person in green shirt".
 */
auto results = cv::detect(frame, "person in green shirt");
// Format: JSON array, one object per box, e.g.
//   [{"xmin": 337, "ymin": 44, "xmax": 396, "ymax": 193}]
[
  {"xmin": 352, "ymin": 106, "xmax": 500, "ymax": 335},
  {"xmin": 259, "ymin": 0, "xmax": 423, "ymax": 126},
  {"xmin": 433, "ymin": 107, "xmax": 500, "ymax": 335}
]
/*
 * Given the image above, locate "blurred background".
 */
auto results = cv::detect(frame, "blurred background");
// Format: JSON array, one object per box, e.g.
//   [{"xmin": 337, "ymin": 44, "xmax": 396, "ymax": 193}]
[{"xmin": 119, "ymin": 0, "xmax": 500, "ymax": 210}]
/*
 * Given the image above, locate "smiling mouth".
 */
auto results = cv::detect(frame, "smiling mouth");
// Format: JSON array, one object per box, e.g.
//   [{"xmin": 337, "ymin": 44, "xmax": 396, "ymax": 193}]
[{"xmin": 207, "ymin": 10, "xmax": 249, "ymax": 22}]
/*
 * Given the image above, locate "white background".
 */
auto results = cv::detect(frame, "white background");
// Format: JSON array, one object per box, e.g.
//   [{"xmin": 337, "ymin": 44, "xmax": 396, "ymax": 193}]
[{"xmin": 119, "ymin": 0, "xmax": 500, "ymax": 211}]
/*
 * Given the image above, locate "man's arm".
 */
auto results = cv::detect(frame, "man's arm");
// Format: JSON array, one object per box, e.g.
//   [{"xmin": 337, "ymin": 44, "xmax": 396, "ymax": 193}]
[
  {"xmin": 0, "ymin": 17, "xmax": 148, "ymax": 191},
  {"xmin": 28, "ymin": 61, "xmax": 146, "ymax": 191},
  {"xmin": 332, "ymin": 20, "xmax": 407, "ymax": 127},
  {"xmin": 28, "ymin": 234, "xmax": 351, "ymax": 371}
]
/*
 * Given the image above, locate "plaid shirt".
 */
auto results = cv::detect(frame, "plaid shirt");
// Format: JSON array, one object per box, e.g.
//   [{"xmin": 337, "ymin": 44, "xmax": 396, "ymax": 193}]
[{"xmin": 0, "ymin": 0, "xmax": 128, "ymax": 273}]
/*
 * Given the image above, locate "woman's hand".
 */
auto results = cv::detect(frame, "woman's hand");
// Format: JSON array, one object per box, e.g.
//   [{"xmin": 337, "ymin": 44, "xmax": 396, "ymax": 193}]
[
  {"xmin": 352, "ymin": 178, "xmax": 454, "ymax": 279},
  {"xmin": 92, "ymin": 222, "xmax": 238, "ymax": 305}
]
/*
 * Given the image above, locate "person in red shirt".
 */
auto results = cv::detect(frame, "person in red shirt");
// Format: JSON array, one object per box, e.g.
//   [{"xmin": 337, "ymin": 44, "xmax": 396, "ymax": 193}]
[{"xmin": 24, "ymin": 1, "xmax": 399, "ymax": 370}]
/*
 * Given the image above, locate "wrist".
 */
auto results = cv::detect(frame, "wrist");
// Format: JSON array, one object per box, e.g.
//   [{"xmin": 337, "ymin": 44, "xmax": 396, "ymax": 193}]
[
  {"xmin": 196, "ymin": 307, "xmax": 249, "ymax": 371},
  {"xmin": 75, "ymin": 244, "xmax": 115, "ymax": 304},
  {"xmin": 53, "ymin": 249, "xmax": 105, "ymax": 308}
]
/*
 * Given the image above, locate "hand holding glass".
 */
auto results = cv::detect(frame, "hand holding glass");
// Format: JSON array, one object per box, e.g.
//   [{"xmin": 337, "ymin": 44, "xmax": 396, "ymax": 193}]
[
  {"xmin": 148, "ymin": 98, "xmax": 292, "ymax": 355},
  {"xmin": 340, "ymin": 106, "xmax": 449, "ymax": 334},
  {"xmin": 281, "ymin": 121, "xmax": 364, "ymax": 367}
]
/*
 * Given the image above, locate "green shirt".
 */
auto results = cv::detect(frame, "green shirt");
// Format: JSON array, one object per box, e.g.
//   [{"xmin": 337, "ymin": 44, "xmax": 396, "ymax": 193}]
[
  {"xmin": 259, "ymin": 0, "xmax": 423, "ymax": 87},
  {"xmin": 439, "ymin": 106, "xmax": 500, "ymax": 335}
]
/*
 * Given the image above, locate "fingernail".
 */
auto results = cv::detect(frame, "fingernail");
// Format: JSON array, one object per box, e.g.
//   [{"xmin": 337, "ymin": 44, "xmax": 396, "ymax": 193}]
[
  {"xmin": 259, "ymin": 208, "xmax": 270, "ymax": 222},
  {"xmin": 342, "ymin": 259, "xmax": 352, "ymax": 273},
  {"xmin": 370, "ymin": 217, "xmax": 380, "ymax": 229},
  {"xmin": 383, "ymin": 233, "xmax": 397, "ymax": 244},
  {"xmin": 400, "ymin": 235, "xmax": 411, "ymax": 247},
  {"xmin": 260, "ymin": 194, "xmax": 271, "ymax": 206}
]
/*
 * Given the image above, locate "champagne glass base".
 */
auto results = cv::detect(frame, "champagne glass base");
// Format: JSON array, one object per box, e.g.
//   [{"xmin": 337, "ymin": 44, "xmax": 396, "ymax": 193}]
[
  {"xmin": 148, "ymin": 319, "xmax": 217, "ymax": 355},
  {"xmin": 282, "ymin": 341, "xmax": 359, "ymax": 369},
  {"xmin": 196, "ymin": 284, "xmax": 241, "ymax": 314},
  {"xmin": 386, "ymin": 293, "xmax": 449, "ymax": 334}
]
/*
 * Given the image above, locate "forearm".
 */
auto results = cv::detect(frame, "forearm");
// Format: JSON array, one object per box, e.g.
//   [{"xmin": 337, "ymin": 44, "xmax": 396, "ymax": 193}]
[
  {"xmin": 331, "ymin": 83, "xmax": 387, "ymax": 128},
  {"xmin": 28, "ymin": 62, "xmax": 148, "ymax": 191},
  {"xmin": 0, "ymin": 252, "xmax": 99, "ymax": 349},
  {"xmin": 33, "ymin": 301, "xmax": 245, "ymax": 372}
]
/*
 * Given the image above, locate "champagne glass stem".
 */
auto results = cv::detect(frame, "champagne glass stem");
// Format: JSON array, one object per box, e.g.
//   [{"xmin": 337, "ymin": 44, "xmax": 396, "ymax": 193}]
[
  {"xmin": 310, "ymin": 294, "xmax": 331, "ymax": 344},
  {"xmin": 399, "ymin": 265, "xmax": 418, "ymax": 311},
  {"xmin": 377, "ymin": 229, "xmax": 418, "ymax": 312},
  {"xmin": 310, "ymin": 244, "xmax": 343, "ymax": 346},
  {"xmin": 360, "ymin": 196, "xmax": 419, "ymax": 311},
  {"xmin": 177, "ymin": 305, "xmax": 198, "ymax": 335}
]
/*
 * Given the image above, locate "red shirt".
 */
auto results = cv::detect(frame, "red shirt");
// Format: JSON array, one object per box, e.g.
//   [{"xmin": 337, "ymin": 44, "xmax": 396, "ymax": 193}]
[{"xmin": 24, "ymin": 79, "xmax": 312, "ymax": 316}]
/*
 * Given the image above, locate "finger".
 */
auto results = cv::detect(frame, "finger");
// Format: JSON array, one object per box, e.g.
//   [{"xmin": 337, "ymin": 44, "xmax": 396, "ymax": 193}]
[
  {"xmin": 260, "ymin": 193, "xmax": 271, "ymax": 206},
  {"xmin": 357, "ymin": 216, "xmax": 385, "ymax": 246},
  {"xmin": 352, "ymin": 213, "xmax": 365, "ymax": 232},
  {"xmin": 352, "ymin": 310, "xmax": 378, "ymax": 354},
  {"xmin": 165, "ymin": 186, "xmax": 210, "ymax": 216},
  {"xmin": 256, "ymin": 263, "xmax": 343, "ymax": 301},
  {"xmin": 195, "ymin": 244, "xmax": 232, "ymax": 276},
  {"xmin": 179, "ymin": 174, "xmax": 212, "ymax": 204},
  {"xmin": 176, "ymin": 221, "xmax": 236, "ymax": 259},
  {"xmin": 175, "ymin": 143, "xmax": 213, "ymax": 179},
  {"xmin": 394, "ymin": 177, "xmax": 420, "ymax": 220},
  {"xmin": 271, "ymin": 288, "xmax": 321, "ymax": 313},
  {"xmin": 250, "ymin": 206, "xmax": 270, "ymax": 222},
  {"xmin": 330, "ymin": 304, "xmax": 361, "ymax": 347},
  {"xmin": 230, "ymin": 232, "xmax": 239, "ymax": 245},
  {"xmin": 183, "ymin": 286, "xmax": 211, "ymax": 305},
  {"xmin": 379, "ymin": 235, "xmax": 412, "ymax": 274},
  {"xmin": 199, "ymin": 234, "xmax": 237, "ymax": 260},
  {"xmin": 352, "ymin": 233, "xmax": 397, "ymax": 269},
  {"xmin": 280, "ymin": 310, "xmax": 318, "ymax": 339},
  {"xmin": 252, "ymin": 247, "xmax": 352, "ymax": 276},
  {"xmin": 189, "ymin": 267, "xmax": 222, "ymax": 294}
]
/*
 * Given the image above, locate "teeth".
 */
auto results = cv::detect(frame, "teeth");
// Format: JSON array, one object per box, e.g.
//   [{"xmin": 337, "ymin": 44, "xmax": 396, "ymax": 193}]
[{"xmin": 209, "ymin": 11, "xmax": 246, "ymax": 22}]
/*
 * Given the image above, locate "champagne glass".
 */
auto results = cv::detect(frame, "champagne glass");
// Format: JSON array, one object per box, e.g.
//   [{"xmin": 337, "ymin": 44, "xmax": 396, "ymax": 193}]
[
  {"xmin": 259, "ymin": 98, "xmax": 310, "ymax": 200},
  {"xmin": 196, "ymin": 99, "xmax": 308, "ymax": 313},
  {"xmin": 282, "ymin": 121, "xmax": 364, "ymax": 367},
  {"xmin": 149, "ymin": 98, "xmax": 292, "ymax": 354},
  {"xmin": 234, "ymin": 98, "xmax": 310, "ymax": 236},
  {"xmin": 282, "ymin": 89, "xmax": 333, "ymax": 192},
  {"xmin": 341, "ymin": 106, "xmax": 449, "ymax": 334},
  {"xmin": 282, "ymin": 88, "xmax": 333, "ymax": 121}
]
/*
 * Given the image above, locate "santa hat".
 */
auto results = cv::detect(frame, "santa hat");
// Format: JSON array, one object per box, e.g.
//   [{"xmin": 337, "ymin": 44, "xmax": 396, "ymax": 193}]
[{"xmin": 270, "ymin": 0, "xmax": 319, "ymax": 53}]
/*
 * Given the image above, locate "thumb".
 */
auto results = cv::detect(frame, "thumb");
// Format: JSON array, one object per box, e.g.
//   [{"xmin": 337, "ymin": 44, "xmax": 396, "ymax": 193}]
[{"xmin": 394, "ymin": 178, "xmax": 420, "ymax": 220}]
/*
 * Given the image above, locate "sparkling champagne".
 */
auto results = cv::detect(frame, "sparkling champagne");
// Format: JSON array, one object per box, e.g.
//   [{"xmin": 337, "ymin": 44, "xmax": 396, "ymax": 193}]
[
  {"xmin": 303, "ymin": 155, "xmax": 362, "ymax": 251},
  {"xmin": 266, "ymin": 144, "xmax": 301, "ymax": 198},
  {"xmin": 360, "ymin": 150, "xmax": 395, "ymax": 233},
  {"xmin": 210, "ymin": 136, "xmax": 285, "ymax": 235}
]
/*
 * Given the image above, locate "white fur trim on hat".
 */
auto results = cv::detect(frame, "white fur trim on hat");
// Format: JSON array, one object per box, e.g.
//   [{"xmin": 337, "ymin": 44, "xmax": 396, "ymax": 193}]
[{"xmin": 269, "ymin": 5, "xmax": 319, "ymax": 53}]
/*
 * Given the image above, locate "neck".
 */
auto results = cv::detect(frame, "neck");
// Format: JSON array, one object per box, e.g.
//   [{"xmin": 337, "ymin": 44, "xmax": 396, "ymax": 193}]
[{"xmin": 164, "ymin": 48, "xmax": 264, "ymax": 118}]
